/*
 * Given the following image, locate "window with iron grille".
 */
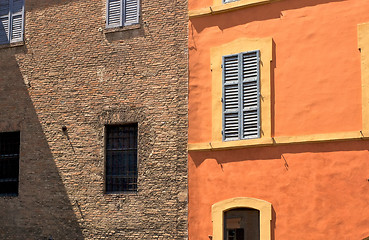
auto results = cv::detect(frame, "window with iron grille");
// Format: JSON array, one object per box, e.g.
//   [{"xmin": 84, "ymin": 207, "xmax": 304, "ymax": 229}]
[
  {"xmin": 105, "ymin": 124, "xmax": 138, "ymax": 193},
  {"xmin": 0, "ymin": 131, "xmax": 20, "ymax": 196}
]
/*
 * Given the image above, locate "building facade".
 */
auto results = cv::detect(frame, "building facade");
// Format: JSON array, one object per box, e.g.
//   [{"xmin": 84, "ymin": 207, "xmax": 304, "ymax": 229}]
[
  {"xmin": 0, "ymin": 0, "xmax": 188, "ymax": 239},
  {"xmin": 188, "ymin": 0, "xmax": 369, "ymax": 239}
]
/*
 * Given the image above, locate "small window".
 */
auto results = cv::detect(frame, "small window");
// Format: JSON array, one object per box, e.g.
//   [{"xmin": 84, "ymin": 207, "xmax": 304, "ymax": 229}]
[
  {"xmin": 223, "ymin": 0, "xmax": 239, "ymax": 4},
  {"xmin": 105, "ymin": 124, "xmax": 138, "ymax": 193},
  {"xmin": 222, "ymin": 50, "xmax": 260, "ymax": 141},
  {"xmin": 224, "ymin": 208, "xmax": 260, "ymax": 240},
  {"xmin": 106, "ymin": 0, "xmax": 140, "ymax": 28},
  {"xmin": 0, "ymin": 0, "xmax": 25, "ymax": 44},
  {"xmin": 0, "ymin": 131, "xmax": 20, "ymax": 196}
]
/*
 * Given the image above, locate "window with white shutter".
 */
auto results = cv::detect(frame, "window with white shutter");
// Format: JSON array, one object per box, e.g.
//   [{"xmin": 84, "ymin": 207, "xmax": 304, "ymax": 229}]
[
  {"xmin": 222, "ymin": 50, "xmax": 260, "ymax": 141},
  {"xmin": 0, "ymin": 0, "xmax": 24, "ymax": 44},
  {"xmin": 106, "ymin": 0, "xmax": 139, "ymax": 28}
]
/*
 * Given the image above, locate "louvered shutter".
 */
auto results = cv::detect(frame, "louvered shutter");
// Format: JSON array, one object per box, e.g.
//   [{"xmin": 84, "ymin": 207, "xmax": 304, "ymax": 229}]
[
  {"xmin": 241, "ymin": 50, "xmax": 260, "ymax": 139},
  {"xmin": 223, "ymin": 54, "xmax": 240, "ymax": 141},
  {"xmin": 123, "ymin": 0, "xmax": 139, "ymax": 26},
  {"xmin": 0, "ymin": 0, "xmax": 10, "ymax": 44},
  {"xmin": 106, "ymin": 0, "xmax": 122, "ymax": 28},
  {"xmin": 222, "ymin": 50, "xmax": 260, "ymax": 141},
  {"xmin": 10, "ymin": 0, "xmax": 24, "ymax": 43}
]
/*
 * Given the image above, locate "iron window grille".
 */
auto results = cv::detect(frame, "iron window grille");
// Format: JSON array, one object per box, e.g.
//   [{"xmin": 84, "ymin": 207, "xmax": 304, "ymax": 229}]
[
  {"xmin": 105, "ymin": 124, "xmax": 138, "ymax": 193},
  {"xmin": 0, "ymin": 131, "xmax": 20, "ymax": 196}
]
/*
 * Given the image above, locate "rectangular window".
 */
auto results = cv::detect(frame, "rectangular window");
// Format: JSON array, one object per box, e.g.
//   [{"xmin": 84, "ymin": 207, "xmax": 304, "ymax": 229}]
[
  {"xmin": 223, "ymin": 0, "xmax": 239, "ymax": 4},
  {"xmin": 222, "ymin": 50, "xmax": 260, "ymax": 141},
  {"xmin": 106, "ymin": 0, "xmax": 140, "ymax": 28},
  {"xmin": 224, "ymin": 208, "xmax": 260, "ymax": 240},
  {"xmin": 105, "ymin": 124, "xmax": 138, "ymax": 193},
  {"xmin": 0, "ymin": 131, "xmax": 20, "ymax": 196},
  {"xmin": 0, "ymin": 0, "xmax": 25, "ymax": 44}
]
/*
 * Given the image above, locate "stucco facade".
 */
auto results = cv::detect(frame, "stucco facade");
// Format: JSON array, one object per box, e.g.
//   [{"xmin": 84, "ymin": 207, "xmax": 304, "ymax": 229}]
[{"xmin": 188, "ymin": 0, "xmax": 369, "ymax": 239}]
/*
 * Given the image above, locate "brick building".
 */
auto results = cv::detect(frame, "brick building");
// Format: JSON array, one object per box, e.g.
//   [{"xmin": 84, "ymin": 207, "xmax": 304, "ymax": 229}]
[{"xmin": 0, "ymin": 0, "xmax": 188, "ymax": 239}]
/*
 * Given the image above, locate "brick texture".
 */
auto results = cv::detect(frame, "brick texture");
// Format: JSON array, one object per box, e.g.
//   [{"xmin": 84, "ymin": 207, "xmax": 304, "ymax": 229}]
[{"xmin": 0, "ymin": 0, "xmax": 188, "ymax": 239}]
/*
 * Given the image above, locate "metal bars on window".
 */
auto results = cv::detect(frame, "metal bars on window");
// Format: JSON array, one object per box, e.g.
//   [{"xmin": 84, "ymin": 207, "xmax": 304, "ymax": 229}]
[
  {"xmin": 0, "ymin": 131, "xmax": 20, "ymax": 196},
  {"xmin": 105, "ymin": 124, "xmax": 138, "ymax": 193},
  {"xmin": 222, "ymin": 50, "xmax": 260, "ymax": 141}
]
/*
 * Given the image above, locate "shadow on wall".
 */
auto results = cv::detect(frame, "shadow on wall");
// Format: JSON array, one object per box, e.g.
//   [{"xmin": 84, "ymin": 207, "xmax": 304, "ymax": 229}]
[
  {"xmin": 190, "ymin": 0, "xmax": 346, "ymax": 32},
  {"xmin": 0, "ymin": 46, "xmax": 83, "ymax": 238},
  {"xmin": 25, "ymin": 0, "xmax": 78, "ymax": 11},
  {"xmin": 189, "ymin": 139, "xmax": 369, "ymax": 167}
]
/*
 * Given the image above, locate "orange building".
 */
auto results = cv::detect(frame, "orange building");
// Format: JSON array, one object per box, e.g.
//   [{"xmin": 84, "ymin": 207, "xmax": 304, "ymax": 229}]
[{"xmin": 188, "ymin": 0, "xmax": 369, "ymax": 239}]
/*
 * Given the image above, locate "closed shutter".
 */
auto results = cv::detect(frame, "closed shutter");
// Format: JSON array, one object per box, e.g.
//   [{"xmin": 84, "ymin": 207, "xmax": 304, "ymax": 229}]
[
  {"xmin": 222, "ymin": 50, "xmax": 260, "ymax": 141},
  {"xmin": 241, "ymin": 51, "xmax": 260, "ymax": 139},
  {"xmin": 0, "ymin": 0, "xmax": 10, "ymax": 44},
  {"xmin": 223, "ymin": 54, "xmax": 240, "ymax": 141},
  {"xmin": 10, "ymin": 0, "xmax": 23, "ymax": 43},
  {"xmin": 123, "ymin": 0, "xmax": 139, "ymax": 26},
  {"xmin": 106, "ymin": 0, "xmax": 122, "ymax": 28}
]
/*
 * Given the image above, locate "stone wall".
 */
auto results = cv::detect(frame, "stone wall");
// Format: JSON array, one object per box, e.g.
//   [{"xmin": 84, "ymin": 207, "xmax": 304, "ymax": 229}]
[{"xmin": 0, "ymin": 0, "xmax": 188, "ymax": 238}]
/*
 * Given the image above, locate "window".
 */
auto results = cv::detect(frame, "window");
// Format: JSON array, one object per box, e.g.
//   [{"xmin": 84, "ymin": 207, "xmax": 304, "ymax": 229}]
[
  {"xmin": 224, "ymin": 208, "xmax": 260, "ymax": 240},
  {"xmin": 212, "ymin": 197, "xmax": 272, "ymax": 240},
  {"xmin": 0, "ymin": 131, "xmax": 20, "ymax": 196},
  {"xmin": 223, "ymin": 0, "xmax": 239, "ymax": 4},
  {"xmin": 222, "ymin": 50, "xmax": 260, "ymax": 141},
  {"xmin": 106, "ymin": 0, "xmax": 140, "ymax": 28},
  {"xmin": 105, "ymin": 124, "xmax": 138, "ymax": 193},
  {"xmin": 207, "ymin": 37, "xmax": 272, "ymax": 149},
  {"xmin": 0, "ymin": 0, "xmax": 25, "ymax": 44}
]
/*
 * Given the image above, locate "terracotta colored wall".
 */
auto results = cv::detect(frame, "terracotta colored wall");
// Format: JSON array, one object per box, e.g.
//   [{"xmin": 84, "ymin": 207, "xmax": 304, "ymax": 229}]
[
  {"xmin": 188, "ymin": 0, "xmax": 369, "ymax": 239},
  {"xmin": 189, "ymin": 0, "xmax": 369, "ymax": 143}
]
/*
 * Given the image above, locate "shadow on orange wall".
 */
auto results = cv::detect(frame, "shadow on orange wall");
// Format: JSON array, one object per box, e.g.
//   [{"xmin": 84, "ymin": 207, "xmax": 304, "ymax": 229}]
[
  {"xmin": 189, "ymin": 140, "xmax": 369, "ymax": 167},
  {"xmin": 190, "ymin": 0, "xmax": 345, "ymax": 33}
]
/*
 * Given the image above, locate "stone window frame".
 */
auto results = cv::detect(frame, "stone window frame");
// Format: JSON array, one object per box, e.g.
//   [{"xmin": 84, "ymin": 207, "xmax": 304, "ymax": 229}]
[
  {"xmin": 99, "ymin": 107, "xmax": 152, "ymax": 195},
  {"xmin": 210, "ymin": 37, "xmax": 273, "ymax": 149}
]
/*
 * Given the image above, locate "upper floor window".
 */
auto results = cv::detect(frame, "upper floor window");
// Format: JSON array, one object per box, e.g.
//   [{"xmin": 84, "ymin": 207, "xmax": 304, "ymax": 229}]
[
  {"xmin": 224, "ymin": 208, "xmax": 260, "ymax": 240},
  {"xmin": 105, "ymin": 124, "xmax": 138, "ymax": 193},
  {"xmin": 0, "ymin": 131, "xmax": 20, "ymax": 196},
  {"xmin": 222, "ymin": 50, "xmax": 260, "ymax": 141},
  {"xmin": 106, "ymin": 0, "xmax": 140, "ymax": 28},
  {"xmin": 223, "ymin": 0, "xmax": 239, "ymax": 3},
  {"xmin": 0, "ymin": 0, "xmax": 25, "ymax": 44}
]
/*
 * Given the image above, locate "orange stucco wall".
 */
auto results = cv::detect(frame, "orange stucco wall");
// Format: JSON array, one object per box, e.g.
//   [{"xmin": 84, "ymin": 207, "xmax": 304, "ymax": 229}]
[
  {"xmin": 189, "ymin": 0, "xmax": 369, "ymax": 143},
  {"xmin": 188, "ymin": 0, "xmax": 369, "ymax": 239}
]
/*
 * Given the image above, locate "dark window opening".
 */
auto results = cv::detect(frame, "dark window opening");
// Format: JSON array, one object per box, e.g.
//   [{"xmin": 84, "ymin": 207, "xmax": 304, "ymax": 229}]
[
  {"xmin": 224, "ymin": 208, "xmax": 260, "ymax": 240},
  {"xmin": 105, "ymin": 124, "xmax": 138, "ymax": 193},
  {"xmin": 0, "ymin": 131, "xmax": 20, "ymax": 196}
]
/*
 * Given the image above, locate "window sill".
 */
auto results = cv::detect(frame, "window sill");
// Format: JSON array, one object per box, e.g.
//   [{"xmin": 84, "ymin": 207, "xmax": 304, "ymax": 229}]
[
  {"xmin": 104, "ymin": 23, "xmax": 141, "ymax": 34},
  {"xmin": 0, "ymin": 41, "xmax": 24, "ymax": 49},
  {"xmin": 188, "ymin": 131, "xmax": 367, "ymax": 151},
  {"xmin": 189, "ymin": 0, "xmax": 281, "ymax": 18}
]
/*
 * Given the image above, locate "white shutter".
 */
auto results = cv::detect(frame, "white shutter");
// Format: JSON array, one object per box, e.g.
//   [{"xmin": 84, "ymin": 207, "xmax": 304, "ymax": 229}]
[
  {"xmin": 223, "ymin": 54, "xmax": 240, "ymax": 141},
  {"xmin": 0, "ymin": 0, "xmax": 9, "ymax": 44},
  {"xmin": 106, "ymin": 0, "xmax": 122, "ymax": 28},
  {"xmin": 241, "ymin": 51, "xmax": 260, "ymax": 139},
  {"xmin": 222, "ymin": 50, "xmax": 260, "ymax": 141},
  {"xmin": 10, "ymin": 0, "xmax": 23, "ymax": 43},
  {"xmin": 123, "ymin": 0, "xmax": 139, "ymax": 26}
]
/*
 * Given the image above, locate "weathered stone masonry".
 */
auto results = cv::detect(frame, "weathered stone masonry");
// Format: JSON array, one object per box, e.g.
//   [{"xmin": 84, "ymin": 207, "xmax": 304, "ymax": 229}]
[{"xmin": 0, "ymin": 0, "xmax": 188, "ymax": 239}]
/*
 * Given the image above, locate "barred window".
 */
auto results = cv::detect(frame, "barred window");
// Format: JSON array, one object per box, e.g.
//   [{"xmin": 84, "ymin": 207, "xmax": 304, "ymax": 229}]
[
  {"xmin": 105, "ymin": 124, "xmax": 138, "ymax": 193},
  {"xmin": 0, "ymin": 131, "xmax": 20, "ymax": 196}
]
